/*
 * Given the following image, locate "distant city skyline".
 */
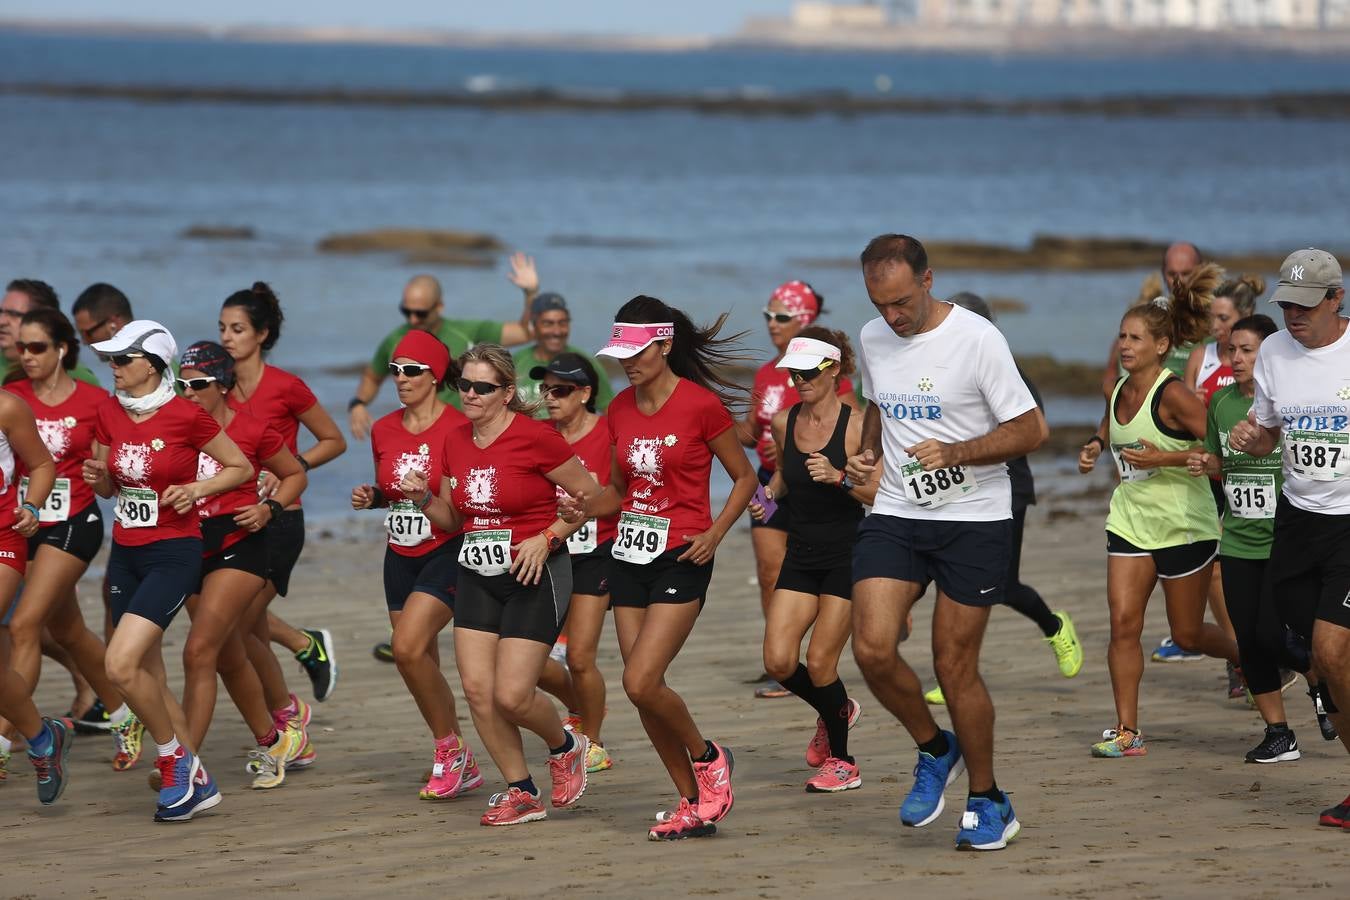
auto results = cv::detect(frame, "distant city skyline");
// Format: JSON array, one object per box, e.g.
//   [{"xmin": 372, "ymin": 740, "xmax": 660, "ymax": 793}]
[{"xmin": 0, "ymin": 1, "xmax": 792, "ymax": 35}]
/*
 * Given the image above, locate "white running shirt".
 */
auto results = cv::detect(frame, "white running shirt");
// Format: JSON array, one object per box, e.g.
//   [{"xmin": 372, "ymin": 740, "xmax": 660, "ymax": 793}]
[
  {"xmin": 860, "ymin": 304, "xmax": 1037, "ymax": 522},
  {"xmin": 1251, "ymin": 321, "xmax": 1350, "ymax": 514}
]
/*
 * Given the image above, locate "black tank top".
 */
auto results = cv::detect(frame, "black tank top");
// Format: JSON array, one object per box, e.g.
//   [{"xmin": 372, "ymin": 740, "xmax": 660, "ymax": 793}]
[{"xmin": 781, "ymin": 403, "xmax": 863, "ymax": 550}]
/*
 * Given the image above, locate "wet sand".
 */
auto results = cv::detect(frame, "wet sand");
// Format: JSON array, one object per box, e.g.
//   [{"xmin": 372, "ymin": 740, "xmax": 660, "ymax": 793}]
[{"xmin": 8, "ymin": 495, "xmax": 1349, "ymax": 898}]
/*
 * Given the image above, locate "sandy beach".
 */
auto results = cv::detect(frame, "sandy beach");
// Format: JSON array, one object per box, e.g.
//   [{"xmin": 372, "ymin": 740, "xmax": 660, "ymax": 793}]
[{"xmin": 7, "ymin": 486, "xmax": 1349, "ymax": 898}]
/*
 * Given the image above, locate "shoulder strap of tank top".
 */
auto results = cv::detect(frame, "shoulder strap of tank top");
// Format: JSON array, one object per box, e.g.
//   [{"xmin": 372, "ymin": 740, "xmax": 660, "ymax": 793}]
[{"xmin": 1149, "ymin": 373, "xmax": 1194, "ymax": 441}]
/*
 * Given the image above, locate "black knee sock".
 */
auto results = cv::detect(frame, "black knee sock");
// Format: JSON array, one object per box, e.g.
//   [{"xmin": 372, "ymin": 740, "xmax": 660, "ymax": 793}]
[
  {"xmin": 1002, "ymin": 583, "xmax": 1060, "ymax": 638},
  {"xmin": 781, "ymin": 664, "xmax": 853, "ymax": 763}
]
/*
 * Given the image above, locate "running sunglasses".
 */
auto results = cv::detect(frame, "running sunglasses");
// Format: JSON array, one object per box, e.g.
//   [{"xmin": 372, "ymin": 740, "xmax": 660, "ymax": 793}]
[
  {"xmin": 102, "ymin": 351, "xmax": 146, "ymax": 367},
  {"xmin": 539, "ymin": 383, "xmax": 581, "ymax": 398},
  {"xmin": 399, "ymin": 306, "xmax": 433, "ymax": 321},
  {"xmin": 788, "ymin": 360, "xmax": 835, "ymax": 383},
  {"xmin": 388, "ymin": 362, "xmax": 433, "ymax": 378},
  {"xmin": 762, "ymin": 309, "xmax": 797, "ymax": 324},
  {"xmin": 79, "ymin": 318, "xmax": 111, "ymax": 342},
  {"xmin": 456, "ymin": 377, "xmax": 503, "ymax": 395},
  {"xmin": 15, "ymin": 341, "xmax": 51, "ymax": 354},
  {"xmin": 175, "ymin": 376, "xmax": 218, "ymax": 392}
]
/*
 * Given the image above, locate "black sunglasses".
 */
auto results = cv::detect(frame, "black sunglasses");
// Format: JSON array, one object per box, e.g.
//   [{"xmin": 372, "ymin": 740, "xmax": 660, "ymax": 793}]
[
  {"xmin": 399, "ymin": 306, "xmax": 433, "ymax": 321},
  {"xmin": 789, "ymin": 360, "xmax": 835, "ymax": 383},
  {"xmin": 456, "ymin": 377, "xmax": 503, "ymax": 395},
  {"xmin": 540, "ymin": 383, "xmax": 582, "ymax": 398},
  {"xmin": 762, "ymin": 309, "xmax": 796, "ymax": 324},
  {"xmin": 79, "ymin": 318, "xmax": 111, "ymax": 341},
  {"xmin": 175, "ymin": 376, "xmax": 219, "ymax": 392},
  {"xmin": 388, "ymin": 362, "xmax": 433, "ymax": 378},
  {"xmin": 15, "ymin": 341, "xmax": 51, "ymax": 354},
  {"xmin": 103, "ymin": 352, "xmax": 146, "ymax": 367}
]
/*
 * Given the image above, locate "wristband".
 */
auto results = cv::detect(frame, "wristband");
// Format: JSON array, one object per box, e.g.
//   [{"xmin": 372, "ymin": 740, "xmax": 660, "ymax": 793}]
[
  {"xmin": 264, "ymin": 499, "xmax": 285, "ymax": 521},
  {"xmin": 1087, "ymin": 435, "xmax": 1105, "ymax": 450},
  {"xmin": 298, "ymin": 457, "xmax": 312, "ymax": 472},
  {"xmin": 416, "ymin": 489, "xmax": 433, "ymax": 511},
  {"xmin": 371, "ymin": 487, "xmax": 388, "ymax": 509},
  {"xmin": 347, "ymin": 397, "xmax": 366, "ymax": 411},
  {"xmin": 840, "ymin": 474, "xmax": 854, "ymax": 491},
  {"xmin": 20, "ymin": 502, "xmax": 39, "ymax": 519}
]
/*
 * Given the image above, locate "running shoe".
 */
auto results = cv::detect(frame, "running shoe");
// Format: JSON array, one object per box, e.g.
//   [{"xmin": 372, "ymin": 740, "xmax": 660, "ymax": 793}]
[
  {"xmin": 924, "ymin": 685, "xmax": 946, "ymax": 705},
  {"xmin": 72, "ymin": 698, "xmax": 112, "ymax": 734},
  {"xmin": 155, "ymin": 769, "xmax": 221, "ymax": 823},
  {"xmin": 1279, "ymin": 669, "xmax": 1299, "ymax": 693},
  {"xmin": 248, "ymin": 728, "xmax": 298, "ymax": 790},
  {"xmin": 561, "ymin": 713, "xmax": 582, "ymax": 733},
  {"xmin": 1227, "ymin": 662, "xmax": 1248, "ymax": 700},
  {"xmin": 294, "ymin": 627, "xmax": 337, "ymax": 702},
  {"xmin": 1046, "ymin": 611, "xmax": 1084, "ymax": 678},
  {"xmin": 0, "ymin": 743, "xmax": 9, "ymax": 781},
  {"xmin": 648, "ymin": 798, "xmax": 716, "ymax": 841},
  {"xmin": 372, "ymin": 641, "xmax": 394, "ymax": 663},
  {"xmin": 420, "ymin": 737, "xmax": 484, "ymax": 800},
  {"xmin": 112, "ymin": 711, "xmax": 145, "ymax": 771},
  {"xmin": 1151, "ymin": 637, "xmax": 1203, "ymax": 662},
  {"xmin": 692, "ymin": 742, "xmax": 735, "ymax": 823},
  {"xmin": 955, "ymin": 794, "xmax": 1021, "ymax": 851},
  {"xmin": 585, "ymin": 742, "xmax": 613, "ymax": 773},
  {"xmin": 1318, "ymin": 793, "xmax": 1350, "ymax": 828},
  {"xmin": 1310, "ymin": 685, "xmax": 1339, "ymax": 741},
  {"xmin": 754, "ymin": 679, "xmax": 791, "ymax": 699},
  {"xmin": 28, "ymin": 718, "xmax": 71, "ymax": 806},
  {"xmin": 805, "ymin": 757, "xmax": 861, "ymax": 793},
  {"xmin": 549, "ymin": 639, "xmax": 568, "ymax": 664},
  {"xmin": 900, "ymin": 730, "xmax": 964, "ymax": 827},
  {"xmin": 480, "ymin": 787, "xmax": 547, "ymax": 826},
  {"xmin": 1091, "ymin": 726, "xmax": 1146, "ymax": 758},
  {"xmin": 287, "ymin": 722, "xmax": 317, "ymax": 769},
  {"xmin": 806, "ymin": 697, "xmax": 861, "ymax": 768},
  {"xmin": 155, "ymin": 748, "xmax": 202, "ymax": 810},
  {"xmin": 547, "ymin": 732, "xmax": 589, "ymax": 808},
  {"xmin": 1244, "ymin": 726, "xmax": 1300, "ymax": 764},
  {"xmin": 288, "ymin": 693, "xmax": 313, "ymax": 728}
]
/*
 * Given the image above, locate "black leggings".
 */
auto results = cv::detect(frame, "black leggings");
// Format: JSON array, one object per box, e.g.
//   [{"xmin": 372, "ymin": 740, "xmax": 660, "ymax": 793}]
[
  {"xmin": 1004, "ymin": 506, "xmax": 1060, "ymax": 637},
  {"xmin": 1220, "ymin": 555, "xmax": 1304, "ymax": 696}
]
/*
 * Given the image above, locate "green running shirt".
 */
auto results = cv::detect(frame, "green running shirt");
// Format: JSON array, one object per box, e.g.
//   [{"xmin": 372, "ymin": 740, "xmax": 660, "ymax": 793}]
[{"xmin": 1204, "ymin": 384, "xmax": 1282, "ymax": 560}]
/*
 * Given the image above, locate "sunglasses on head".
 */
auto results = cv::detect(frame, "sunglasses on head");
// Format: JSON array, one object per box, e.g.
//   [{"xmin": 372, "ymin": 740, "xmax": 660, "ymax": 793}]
[
  {"xmin": 15, "ymin": 341, "xmax": 51, "ymax": 355},
  {"xmin": 102, "ymin": 351, "xmax": 146, "ymax": 367},
  {"xmin": 762, "ymin": 309, "xmax": 797, "ymax": 324},
  {"xmin": 399, "ymin": 306, "xmax": 433, "ymax": 321},
  {"xmin": 456, "ymin": 377, "xmax": 503, "ymax": 395},
  {"xmin": 540, "ymin": 383, "xmax": 582, "ymax": 398},
  {"xmin": 388, "ymin": 362, "xmax": 433, "ymax": 378},
  {"xmin": 789, "ymin": 360, "xmax": 835, "ymax": 383},
  {"xmin": 175, "ymin": 376, "xmax": 218, "ymax": 392}
]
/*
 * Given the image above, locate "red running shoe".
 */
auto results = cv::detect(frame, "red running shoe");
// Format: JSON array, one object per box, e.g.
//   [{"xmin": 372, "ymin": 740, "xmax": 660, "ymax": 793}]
[
  {"xmin": 649, "ymin": 798, "xmax": 716, "ymax": 841},
  {"xmin": 480, "ymin": 787, "xmax": 547, "ymax": 826},
  {"xmin": 1318, "ymin": 793, "xmax": 1350, "ymax": 828},
  {"xmin": 806, "ymin": 698, "xmax": 862, "ymax": 768},
  {"xmin": 692, "ymin": 742, "xmax": 735, "ymax": 823},
  {"xmin": 547, "ymin": 732, "xmax": 589, "ymax": 808}
]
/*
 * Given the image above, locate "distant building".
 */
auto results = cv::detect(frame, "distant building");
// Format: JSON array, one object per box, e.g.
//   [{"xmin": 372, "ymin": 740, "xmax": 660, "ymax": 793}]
[
  {"xmin": 791, "ymin": 1, "xmax": 892, "ymax": 28},
  {"xmin": 795, "ymin": 0, "xmax": 1338, "ymax": 27}
]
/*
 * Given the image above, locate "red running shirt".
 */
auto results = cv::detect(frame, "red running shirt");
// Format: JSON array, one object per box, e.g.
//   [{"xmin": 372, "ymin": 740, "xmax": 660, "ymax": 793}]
[
  {"xmin": 228, "ymin": 365, "xmax": 318, "ymax": 506},
  {"xmin": 750, "ymin": 362, "xmax": 853, "ymax": 471},
  {"xmin": 95, "ymin": 395, "xmax": 222, "ymax": 547},
  {"xmin": 556, "ymin": 415, "xmax": 618, "ymax": 546},
  {"xmin": 196, "ymin": 410, "xmax": 285, "ymax": 551},
  {"xmin": 6, "ymin": 379, "xmax": 108, "ymax": 522},
  {"xmin": 442, "ymin": 414, "xmax": 575, "ymax": 545},
  {"xmin": 371, "ymin": 405, "xmax": 469, "ymax": 556},
  {"xmin": 607, "ymin": 379, "xmax": 734, "ymax": 542}
]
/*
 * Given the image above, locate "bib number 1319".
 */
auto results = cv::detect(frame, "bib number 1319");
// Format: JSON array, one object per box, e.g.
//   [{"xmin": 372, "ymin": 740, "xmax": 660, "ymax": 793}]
[{"xmin": 900, "ymin": 460, "xmax": 977, "ymax": 509}]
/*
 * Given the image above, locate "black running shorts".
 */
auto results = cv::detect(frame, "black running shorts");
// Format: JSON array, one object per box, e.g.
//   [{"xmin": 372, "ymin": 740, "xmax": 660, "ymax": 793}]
[
  {"xmin": 1106, "ymin": 532, "xmax": 1218, "ymax": 581},
  {"xmin": 570, "ymin": 539, "xmax": 613, "ymax": 598},
  {"xmin": 27, "ymin": 501, "xmax": 104, "ymax": 565},
  {"xmin": 609, "ymin": 544, "xmax": 714, "ymax": 609},
  {"xmin": 1263, "ymin": 496, "xmax": 1350, "ymax": 633},
  {"xmin": 265, "ymin": 508, "xmax": 305, "ymax": 597},
  {"xmin": 852, "ymin": 513, "xmax": 1012, "ymax": 607},
  {"xmin": 382, "ymin": 537, "xmax": 461, "ymax": 612},
  {"xmin": 454, "ymin": 550, "xmax": 571, "ymax": 644}
]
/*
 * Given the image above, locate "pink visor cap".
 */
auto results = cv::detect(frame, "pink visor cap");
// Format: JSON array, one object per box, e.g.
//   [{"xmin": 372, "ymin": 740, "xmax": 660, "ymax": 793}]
[
  {"xmin": 596, "ymin": 322, "xmax": 675, "ymax": 359},
  {"xmin": 775, "ymin": 336, "xmax": 842, "ymax": 370}
]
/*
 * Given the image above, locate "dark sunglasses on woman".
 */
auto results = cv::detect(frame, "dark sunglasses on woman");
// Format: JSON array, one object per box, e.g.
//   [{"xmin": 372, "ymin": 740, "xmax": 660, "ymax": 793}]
[
  {"xmin": 456, "ymin": 377, "xmax": 502, "ymax": 395},
  {"xmin": 539, "ymin": 384, "xmax": 582, "ymax": 398}
]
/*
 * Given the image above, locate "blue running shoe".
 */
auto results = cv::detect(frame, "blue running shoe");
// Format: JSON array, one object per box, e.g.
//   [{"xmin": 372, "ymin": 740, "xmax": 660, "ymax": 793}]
[
  {"xmin": 28, "ymin": 717, "xmax": 72, "ymax": 806},
  {"xmin": 154, "ymin": 748, "xmax": 201, "ymax": 810},
  {"xmin": 1151, "ymin": 637, "xmax": 1203, "ymax": 663},
  {"xmin": 899, "ymin": 730, "xmax": 965, "ymax": 828},
  {"xmin": 155, "ymin": 769, "xmax": 222, "ymax": 823},
  {"xmin": 956, "ymin": 794, "xmax": 1021, "ymax": 851}
]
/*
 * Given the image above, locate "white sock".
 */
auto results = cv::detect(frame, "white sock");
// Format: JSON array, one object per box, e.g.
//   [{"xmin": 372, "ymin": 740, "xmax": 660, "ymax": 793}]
[
  {"xmin": 0, "ymin": 735, "xmax": 12, "ymax": 753},
  {"xmin": 156, "ymin": 737, "xmax": 181, "ymax": 758},
  {"xmin": 109, "ymin": 704, "xmax": 131, "ymax": 726}
]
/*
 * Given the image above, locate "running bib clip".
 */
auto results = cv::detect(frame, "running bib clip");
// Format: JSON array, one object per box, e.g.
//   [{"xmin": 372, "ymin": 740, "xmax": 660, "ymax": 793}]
[
  {"xmin": 385, "ymin": 500, "xmax": 432, "ymax": 548},
  {"xmin": 1224, "ymin": 472, "xmax": 1276, "ymax": 520},
  {"xmin": 115, "ymin": 486, "xmax": 159, "ymax": 528},
  {"xmin": 1284, "ymin": 430, "xmax": 1350, "ymax": 483},
  {"xmin": 567, "ymin": 519, "xmax": 598, "ymax": 555},
  {"xmin": 899, "ymin": 460, "xmax": 977, "ymax": 509},
  {"xmin": 1111, "ymin": 442, "xmax": 1156, "ymax": 483},
  {"xmin": 458, "ymin": 529, "xmax": 512, "ymax": 576},
  {"xmin": 612, "ymin": 512, "xmax": 669, "ymax": 565},
  {"xmin": 21, "ymin": 476, "xmax": 70, "ymax": 524}
]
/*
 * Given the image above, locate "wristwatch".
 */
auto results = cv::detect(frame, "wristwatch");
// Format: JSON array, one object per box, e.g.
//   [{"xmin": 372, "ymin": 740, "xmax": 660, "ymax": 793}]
[
  {"xmin": 347, "ymin": 397, "xmax": 366, "ymax": 411},
  {"xmin": 264, "ymin": 499, "xmax": 285, "ymax": 521},
  {"xmin": 543, "ymin": 529, "xmax": 563, "ymax": 553}
]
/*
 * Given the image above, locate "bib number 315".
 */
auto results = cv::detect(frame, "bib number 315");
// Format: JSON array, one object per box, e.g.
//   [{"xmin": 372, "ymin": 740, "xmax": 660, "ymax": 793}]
[{"xmin": 900, "ymin": 460, "xmax": 977, "ymax": 509}]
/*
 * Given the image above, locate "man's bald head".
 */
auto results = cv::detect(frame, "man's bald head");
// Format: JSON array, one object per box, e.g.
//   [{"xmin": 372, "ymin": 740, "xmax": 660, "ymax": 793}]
[
  {"xmin": 1162, "ymin": 242, "xmax": 1203, "ymax": 294},
  {"xmin": 400, "ymin": 274, "xmax": 443, "ymax": 332}
]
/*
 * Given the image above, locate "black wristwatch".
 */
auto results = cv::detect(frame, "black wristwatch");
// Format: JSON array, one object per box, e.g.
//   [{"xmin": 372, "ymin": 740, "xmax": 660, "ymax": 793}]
[
  {"xmin": 264, "ymin": 499, "xmax": 285, "ymax": 521},
  {"xmin": 298, "ymin": 457, "xmax": 312, "ymax": 472},
  {"xmin": 348, "ymin": 397, "xmax": 366, "ymax": 411}
]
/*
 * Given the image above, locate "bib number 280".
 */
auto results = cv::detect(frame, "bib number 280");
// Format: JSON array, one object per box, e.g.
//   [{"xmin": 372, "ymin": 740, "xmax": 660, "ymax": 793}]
[{"xmin": 115, "ymin": 487, "xmax": 159, "ymax": 528}]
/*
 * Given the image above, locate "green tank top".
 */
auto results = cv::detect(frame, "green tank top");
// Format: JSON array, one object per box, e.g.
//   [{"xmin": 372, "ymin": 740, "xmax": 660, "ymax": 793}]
[
  {"xmin": 1106, "ymin": 369, "xmax": 1220, "ymax": 549},
  {"xmin": 1204, "ymin": 384, "xmax": 1282, "ymax": 559}
]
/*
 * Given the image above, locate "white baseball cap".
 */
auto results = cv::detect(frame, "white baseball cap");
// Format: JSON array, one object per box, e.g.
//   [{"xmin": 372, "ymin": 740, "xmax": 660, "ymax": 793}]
[
  {"xmin": 776, "ymin": 336, "xmax": 842, "ymax": 371},
  {"xmin": 91, "ymin": 319, "xmax": 178, "ymax": 364}
]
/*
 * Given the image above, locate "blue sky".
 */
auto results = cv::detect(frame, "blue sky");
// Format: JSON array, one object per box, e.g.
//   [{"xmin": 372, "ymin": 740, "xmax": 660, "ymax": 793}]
[{"xmin": 2, "ymin": 1, "xmax": 794, "ymax": 35}]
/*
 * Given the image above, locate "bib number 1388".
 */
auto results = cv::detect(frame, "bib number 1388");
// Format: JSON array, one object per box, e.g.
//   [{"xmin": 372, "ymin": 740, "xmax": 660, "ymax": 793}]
[{"xmin": 900, "ymin": 460, "xmax": 977, "ymax": 509}]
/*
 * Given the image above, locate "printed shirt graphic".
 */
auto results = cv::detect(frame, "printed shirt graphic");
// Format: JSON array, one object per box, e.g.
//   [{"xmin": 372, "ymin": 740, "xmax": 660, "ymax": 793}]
[
  {"xmin": 1251, "ymin": 324, "xmax": 1350, "ymax": 514},
  {"xmin": 95, "ymin": 395, "xmax": 222, "ymax": 546},
  {"xmin": 6, "ymin": 379, "xmax": 107, "ymax": 521},
  {"xmin": 441, "ymin": 414, "xmax": 575, "ymax": 545},
  {"xmin": 195, "ymin": 411, "xmax": 286, "ymax": 552},
  {"xmin": 859, "ymin": 305, "xmax": 1036, "ymax": 522},
  {"xmin": 228, "ymin": 364, "xmax": 317, "ymax": 507},
  {"xmin": 751, "ymin": 362, "xmax": 854, "ymax": 472},
  {"xmin": 608, "ymin": 379, "xmax": 734, "ymax": 542},
  {"xmin": 372, "ymin": 405, "xmax": 468, "ymax": 556},
  {"xmin": 555, "ymin": 415, "xmax": 618, "ymax": 546}
]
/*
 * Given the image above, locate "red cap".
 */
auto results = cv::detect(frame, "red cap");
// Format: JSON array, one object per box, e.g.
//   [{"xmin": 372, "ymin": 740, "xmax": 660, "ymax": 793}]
[
  {"xmin": 392, "ymin": 330, "xmax": 450, "ymax": 381},
  {"xmin": 770, "ymin": 281, "xmax": 820, "ymax": 324}
]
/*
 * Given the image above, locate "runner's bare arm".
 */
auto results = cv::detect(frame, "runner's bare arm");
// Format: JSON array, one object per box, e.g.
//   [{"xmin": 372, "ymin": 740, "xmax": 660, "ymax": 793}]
[
  {"xmin": 348, "ymin": 365, "xmax": 384, "ymax": 441},
  {"xmin": 3, "ymin": 394, "xmax": 54, "ymax": 535},
  {"xmin": 82, "ymin": 442, "xmax": 114, "ymax": 498},
  {"xmin": 235, "ymin": 448, "xmax": 307, "ymax": 531},
  {"xmin": 841, "ymin": 406, "xmax": 879, "ymax": 506},
  {"xmin": 544, "ymin": 457, "xmax": 603, "ymax": 542},
  {"xmin": 401, "ymin": 472, "xmax": 464, "ymax": 534},
  {"xmin": 499, "ymin": 251, "xmax": 539, "ymax": 346},
  {"xmin": 165, "ymin": 431, "xmax": 253, "ymax": 513},
  {"xmin": 911, "ymin": 406, "xmax": 1046, "ymax": 470},
  {"xmin": 677, "ymin": 427, "xmax": 757, "ymax": 564},
  {"xmin": 1229, "ymin": 414, "xmax": 1280, "ymax": 458},
  {"xmin": 565, "ymin": 448, "xmax": 624, "ymax": 521},
  {"xmin": 296, "ymin": 401, "xmax": 348, "ymax": 470}
]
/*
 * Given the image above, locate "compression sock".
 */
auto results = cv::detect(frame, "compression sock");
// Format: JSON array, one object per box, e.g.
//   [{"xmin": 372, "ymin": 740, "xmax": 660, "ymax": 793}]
[
  {"xmin": 1003, "ymin": 584, "xmax": 1061, "ymax": 637},
  {"xmin": 781, "ymin": 665, "xmax": 853, "ymax": 762},
  {"xmin": 510, "ymin": 776, "xmax": 539, "ymax": 797},
  {"xmin": 918, "ymin": 731, "xmax": 950, "ymax": 759}
]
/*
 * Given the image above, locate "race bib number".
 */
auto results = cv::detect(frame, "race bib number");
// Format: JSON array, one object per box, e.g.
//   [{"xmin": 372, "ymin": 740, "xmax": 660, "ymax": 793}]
[
  {"xmin": 612, "ymin": 512, "xmax": 669, "ymax": 565},
  {"xmin": 1284, "ymin": 430, "xmax": 1350, "ymax": 482},
  {"xmin": 567, "ymin": 519, "xmax": 598, "ymax": 555},
  {"xmin": 385, "ymin": 500, "xmax": 432, "ymax": 548},
  {"xmin": 1224, "ymin": 472, "xmax": 1276, "ymax": 520},
  {"xmin": 115, "ymin": 486, "xmax": 159, "ymax": 528},
  {"xmin": 899, "ymin": 460, "xmax": 978, "ymax": 509},
  {"xmin": 458, "ymin": 529, "xmax": 512, "ymax": 576},
  {"xmin": 21, "ymin": 476, "xmax": 70, "ymax": 524},
  {"xmin": 1111, "ymin": 442, "xmax": 1156, "ymax": 483}
]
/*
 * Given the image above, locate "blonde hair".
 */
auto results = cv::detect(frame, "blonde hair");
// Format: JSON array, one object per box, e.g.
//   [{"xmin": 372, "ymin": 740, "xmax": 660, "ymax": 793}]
[
  {"xmin": 458, "ymin": 343, "xmax": 539, "ymax": 415},
  {"xmin": 1215, "ymin": 274, "xmax": 1266, "ymax": 316},
  {"xmin": 1123, "ymin": 262, "xmax": 1221, "ymax": 356}
]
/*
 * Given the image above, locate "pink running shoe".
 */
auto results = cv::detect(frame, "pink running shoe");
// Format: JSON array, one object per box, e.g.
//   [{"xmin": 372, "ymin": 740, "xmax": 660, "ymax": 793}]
[
  {"xmin": 648, "ymin": 798, "xmax": 716, "ymax": 841},
  {"xmin": 547, "ymin": 732, "xmax": 590, "ymax": 808},
  {"xmin": 420, "ymin": 737, "xmax": 484, "ymax": 800},
  {"xmin": 692, "ymin": 742, "xmax": 735, "ymax": 823},
  {"xmin": 805, "ymin": 757, "xmax": 862, "ymax": 793},
  {"xmin": 806, "ymin": 698, "xmax": 862, "ymax": 768},
  {"xmin": 561, "ymin": 713, "xmax": 582, "ymax": 733},
  {"xmin": 480, "ymin": 787, "xmax": 547, "ymax": 826}
]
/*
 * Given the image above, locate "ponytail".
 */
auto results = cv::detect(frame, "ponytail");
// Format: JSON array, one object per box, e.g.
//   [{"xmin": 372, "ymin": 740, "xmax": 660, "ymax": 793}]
[
  {"xmin": 614, "ymin": 295, "xmax": 749, "ymax": 410},
  {"xmin": 1124, "ymin": 262, "xmax": 1219, "ymax": 356},
  {"xmin": 223, "ymin": 281, "xmax": 285, "ymax": 351}
]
